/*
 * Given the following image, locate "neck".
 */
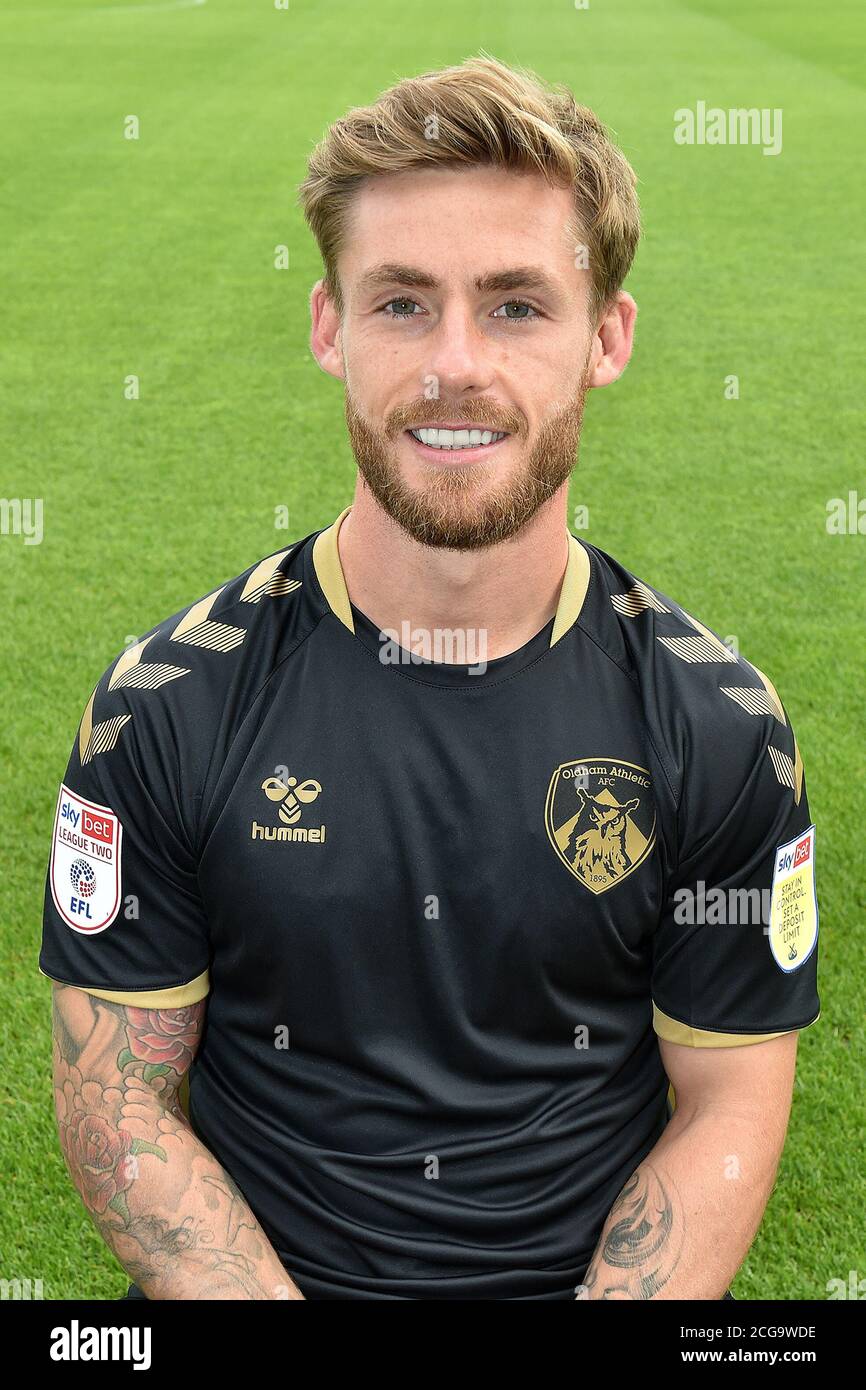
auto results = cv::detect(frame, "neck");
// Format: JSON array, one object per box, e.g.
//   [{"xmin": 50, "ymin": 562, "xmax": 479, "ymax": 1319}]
[{"xmin": 336, "ymin": 483, "xmax": 572, "ymax": 661}]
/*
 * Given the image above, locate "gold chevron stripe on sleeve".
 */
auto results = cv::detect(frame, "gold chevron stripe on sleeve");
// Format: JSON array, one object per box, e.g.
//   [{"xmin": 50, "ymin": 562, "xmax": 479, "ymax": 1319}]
[
  {"xmin": 172, "ymin": 618, "xmax": 245, "ymax": 653},
  {"xmin": 108, "ymin": 634, "xmax": 190, "ymax": 693},
  {"xmin": 171, "ymin": 588, "xmax": 246, "ymax": 652},
  {"xmin": 172, "ymin": 590, "xmax": 224, "ymax": 637},
  {"xmin": 720, "ymin": 686, "xmax": 785, "ymax": 721},
  {"xmin": 263, "ymin": 574, "xmax": 302, "ymax": 598},
  {"xmin": 240, "ymin": 549, "xmax": 299, "ymax": 603},
  {"xmin": 653, "ymin": 1003, "xmax": 798, "ymax": 1047},
  {"xmin": 108, "ymin": 635, "xmax": 154, "ymax": 689},
  {"xmin": 767, "ymin": 743, "xmax": 796, "ymax": 794},
  {"xmin": 78, "ymin": 685, "xmax": 98, "ymax": 763},
  {"xmin": 112, "ymin": 662, "xmax": 191, "ymax": 692},
  {"xmin": 550, "ymin": 534, "xmax": 591, "ymax": 647},
  {"xmin": 748, "ymin": 664, "xmax": 787, "ymax": 724},
  {"xmin": 658, "ymin": 608, "xmax": 738, "ymax": 663},
  {"xmin": 768, "ymin": 740, "xmax": 803, "ymax": 804},
  {"xmin": 657, "ymin": 632, "xmax": 737, "ymax": 663},
  {"xmin": 40, "ymin": 965, "xmax": 210, "ymax": 1007},
  {"xmin": 81, "ymin": 713, "xmax": 132, "ymax": 765},
  {"xmin": 681, "ymin": 611, "xmax": 737, "ymax": 657},
  {"xmin": 610, "ymin": 581, "xmax": 670, "ymax": 617}
]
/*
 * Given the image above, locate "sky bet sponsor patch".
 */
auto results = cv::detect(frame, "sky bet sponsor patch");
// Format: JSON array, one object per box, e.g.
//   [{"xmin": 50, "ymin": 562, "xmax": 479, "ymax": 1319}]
[
  {"xmin": 49, "ymin": 783, "xmax": 122, "ymax": 934},
  {"xmin": 768, "ymin": 825, "xmax": 818, "ymax": 973}
]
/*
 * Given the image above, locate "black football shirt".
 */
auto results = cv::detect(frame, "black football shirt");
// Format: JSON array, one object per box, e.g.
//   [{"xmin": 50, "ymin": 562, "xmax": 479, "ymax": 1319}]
[{"xmin": 40, "ymin": 507, "xmax": 820, "ymax": 1299}]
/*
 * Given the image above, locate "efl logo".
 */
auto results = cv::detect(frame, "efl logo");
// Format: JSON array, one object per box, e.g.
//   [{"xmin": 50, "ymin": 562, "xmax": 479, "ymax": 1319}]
[{"xmin": 50, "ymin": 784, "xmax": 123, "ymax": 934}]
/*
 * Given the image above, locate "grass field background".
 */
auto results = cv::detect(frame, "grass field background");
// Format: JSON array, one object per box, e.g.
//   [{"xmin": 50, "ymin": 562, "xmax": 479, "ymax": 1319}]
[{"xmin": 1, "ymin": 0, "xmax": 863, "ymax": 1300}]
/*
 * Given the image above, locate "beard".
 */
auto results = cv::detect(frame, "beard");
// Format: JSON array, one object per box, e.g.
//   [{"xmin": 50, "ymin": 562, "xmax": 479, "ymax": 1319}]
[{"xmin": 344, "ymin": 368, "xmax": 590, "ymax": 551}]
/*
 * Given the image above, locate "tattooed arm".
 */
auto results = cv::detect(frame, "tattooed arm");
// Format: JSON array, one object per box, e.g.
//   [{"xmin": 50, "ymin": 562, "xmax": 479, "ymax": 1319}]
[
  {"xmin": 576, "ymin": 1031, "xmax": 800, "ymax": 1299},
  {"xmin": 51, "ymin": 983, "xmax": 304, "ymax": 1300}
]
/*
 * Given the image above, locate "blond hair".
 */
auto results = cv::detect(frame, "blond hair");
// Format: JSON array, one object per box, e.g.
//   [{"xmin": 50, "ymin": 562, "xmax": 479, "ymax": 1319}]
[{"xmin": 298, "ymin": 54, "xmax": 640, "ymax": 323}]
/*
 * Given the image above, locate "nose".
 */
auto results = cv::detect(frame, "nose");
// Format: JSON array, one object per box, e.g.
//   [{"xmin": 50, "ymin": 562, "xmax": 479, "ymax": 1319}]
[{"xmin": 424, "ymin": 299, "xmax": 496, "ymax": 397}]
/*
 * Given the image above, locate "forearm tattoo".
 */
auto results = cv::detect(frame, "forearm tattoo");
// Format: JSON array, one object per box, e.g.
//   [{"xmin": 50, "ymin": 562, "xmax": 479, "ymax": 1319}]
[{"xmin": 577, "ymin": 1164, "xmax": 685, "ymax": 1299}]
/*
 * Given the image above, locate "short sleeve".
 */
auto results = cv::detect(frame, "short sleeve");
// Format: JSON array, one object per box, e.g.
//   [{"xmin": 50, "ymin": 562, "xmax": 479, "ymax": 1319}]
[
  {"xmin": 651, "ymin": 680, "xmax": 820, "ymax": 1048},
  {"xmin": 39, "ymin": 661, "xmax": 211, "ymax": 1007}
]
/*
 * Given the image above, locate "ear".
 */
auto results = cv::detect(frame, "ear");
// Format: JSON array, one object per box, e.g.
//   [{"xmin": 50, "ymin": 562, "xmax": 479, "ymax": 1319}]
[
  {"xmin": 586, "ymin": 291, "xmax": 637, "ymax": 389},
  {"xmin": 310, "ymin": 279, "xmax": 345, "ymax": 381}
]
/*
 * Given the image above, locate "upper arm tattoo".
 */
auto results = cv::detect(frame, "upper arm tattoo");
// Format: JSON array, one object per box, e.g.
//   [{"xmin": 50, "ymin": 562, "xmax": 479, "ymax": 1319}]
[
  {"xmin": 51, "ymin": 985, "xmax": 206, "ymax": 1221},
  {"xmin": 52, "ymin": 986, "xmax": 204, "ymax": 1097},
  {"xmin": 49, "ymin": 986, "xmax": 292, "ymax": 1298}
]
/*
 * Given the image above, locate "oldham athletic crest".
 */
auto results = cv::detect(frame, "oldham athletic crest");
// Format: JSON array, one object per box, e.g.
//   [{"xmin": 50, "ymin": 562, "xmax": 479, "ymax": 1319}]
[{"xmin": 545, "ymin": 758, "xmax": 656, "ymax": 893}]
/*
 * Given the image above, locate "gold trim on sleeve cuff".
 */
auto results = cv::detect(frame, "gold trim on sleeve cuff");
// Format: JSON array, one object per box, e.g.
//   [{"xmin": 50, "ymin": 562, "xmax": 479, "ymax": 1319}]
[
  {"xmin": 39, "ymin": 966, "xmax": 210, "ymax": 1007},
  {"xmin": 652, "ymin": 1002, "xmax": 816, "ymax": 1048}
]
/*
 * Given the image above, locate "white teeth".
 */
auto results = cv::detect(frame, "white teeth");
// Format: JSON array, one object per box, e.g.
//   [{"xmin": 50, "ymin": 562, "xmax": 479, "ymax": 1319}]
[{"xmin": 410, "ymin": 427, "xmax": 507, "ymax": 449}]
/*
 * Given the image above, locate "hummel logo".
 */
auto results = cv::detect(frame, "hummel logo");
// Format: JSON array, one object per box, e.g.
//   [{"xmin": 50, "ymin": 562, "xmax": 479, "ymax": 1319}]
[
  {"xmin": 251, "ymin": 774, "xmax": 326, "ymax": 844},
  {"xmin": 261, "ymin": 775, "xmax": 321, "ymax": 824}
]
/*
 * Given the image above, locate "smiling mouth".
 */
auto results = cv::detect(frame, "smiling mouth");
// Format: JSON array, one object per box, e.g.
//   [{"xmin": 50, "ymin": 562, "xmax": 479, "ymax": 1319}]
[{"xmin": 406, "ymin": 426, "xmax": 510, "ymax": 452}]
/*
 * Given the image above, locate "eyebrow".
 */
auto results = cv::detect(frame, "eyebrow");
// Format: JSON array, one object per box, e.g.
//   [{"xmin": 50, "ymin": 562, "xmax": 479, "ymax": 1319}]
[{"xmin": 357, "ymin": 263, "xmax": 563, "ymax": 300}]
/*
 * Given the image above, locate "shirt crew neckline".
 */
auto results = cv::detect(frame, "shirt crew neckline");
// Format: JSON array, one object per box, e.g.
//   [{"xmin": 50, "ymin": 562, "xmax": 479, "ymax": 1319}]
[
  {"xmin": 347, "ymin": 599, "xmax": 557, "ymax": 688},
  {"xmin": 310, "ymin": 505, "xmax": 592, "ymax": 689}
]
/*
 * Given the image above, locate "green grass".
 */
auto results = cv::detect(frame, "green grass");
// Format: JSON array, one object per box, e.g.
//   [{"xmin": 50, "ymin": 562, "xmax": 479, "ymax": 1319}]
[{"xmin": 1, "ymin": 0, "xmax": 863, "ymax": 1300}]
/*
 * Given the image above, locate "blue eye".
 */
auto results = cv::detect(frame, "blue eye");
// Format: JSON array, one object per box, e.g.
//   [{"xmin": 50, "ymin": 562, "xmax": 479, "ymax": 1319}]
[
  {"xmin": 381, "ymin": 299, "xmax": 421, "ymax": 319},
  {"xmin": 492, "ymin": 300, "xmax": 540, "ymax": 323}
]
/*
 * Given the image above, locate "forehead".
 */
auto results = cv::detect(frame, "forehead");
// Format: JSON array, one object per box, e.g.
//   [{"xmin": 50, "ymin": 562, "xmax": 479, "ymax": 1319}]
[{"xmin": 341, "ymin": 165, "xmax": 578, "ymax": 286}]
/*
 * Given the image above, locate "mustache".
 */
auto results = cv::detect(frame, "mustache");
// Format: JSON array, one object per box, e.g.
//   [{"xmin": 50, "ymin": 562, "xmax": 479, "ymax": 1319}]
[{"xmin": 386, "ymin": 399, "xmax": 524, "ymax": 438}]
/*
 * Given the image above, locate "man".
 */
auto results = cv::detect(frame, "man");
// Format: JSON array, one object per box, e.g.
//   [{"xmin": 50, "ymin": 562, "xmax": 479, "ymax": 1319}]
[{"xmin": 40, "ymin": 55, "xmax": 819, "ymax": 1300}]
